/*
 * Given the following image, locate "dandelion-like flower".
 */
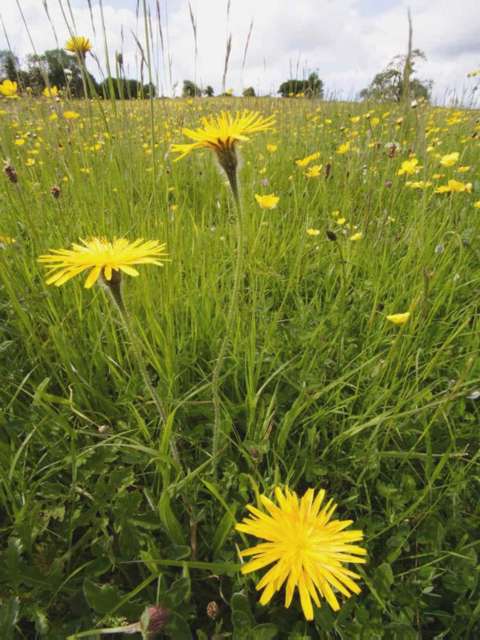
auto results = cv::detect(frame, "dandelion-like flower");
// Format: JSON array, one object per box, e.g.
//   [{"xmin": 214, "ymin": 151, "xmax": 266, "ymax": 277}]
[
  {"xmin": 65, "ymin": 36, "xmax": 92, "ymax": 57},
  {"xmin": 236, "ymin": 486, "xmax": 367, "ymax": 621},
  {"xmin": 43, "ymin": 86, "xmax": 59, "ymax": 98},
  {"xmin": 38, "ymin": 238, "xmax": 167, "ymax": 289},
  {"xmin": 172, "ymin": 110, "xmax": 275, "ymax": 200},
  {"xmin": 0, "ymin": 80, "xmax": 18, "ymax": 99}
]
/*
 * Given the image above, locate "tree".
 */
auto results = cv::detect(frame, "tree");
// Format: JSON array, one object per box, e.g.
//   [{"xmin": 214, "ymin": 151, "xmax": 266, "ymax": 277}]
[
  {"xmin": 278, "ymin": 72, "xmax": 323, "ymax": 98},
  {"xmin": 182, "ymin": 79, "xmax": 201, "ymax": 97},
  {"xmin": 98, "ymin": 77, "xmax": 156, "ymax": 99},
  {"xmin": 242, "ymin": 86, "xmax": 255, "ymax": 97},
  {"xmin": 360, "ymin": 50, "xmax": 432, "ymax": 102},
  {"xmin": 0, "ymin": 51, "xmax": 19, "ymax": 81},
  {"xmin": 204, "ymin": 85, "xmax": 214, "ymax": 97}
]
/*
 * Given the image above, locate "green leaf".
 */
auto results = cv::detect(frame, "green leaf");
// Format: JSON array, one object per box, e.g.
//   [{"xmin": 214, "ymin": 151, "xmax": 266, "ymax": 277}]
[
  {"xmin": 164, "ymin": 611, "xmax": 191, "ymax": 639},
  {"xmin": 252, "ymin": 623, "xmax": 279, "ymax": 639},
  {"xmin": 83, "ymin": 578, "xmax": 122, "ymax": 614},
  {"xmin": 158, "ymin": 492, "xmax": 186, "ymax": 545},
  {"xmin": 0, "ymin": 597, "xmax": 19, "ymax": 640},
  {"xmin": 166, "ymin": 576, "xmax": 191, "ymax": 607}
]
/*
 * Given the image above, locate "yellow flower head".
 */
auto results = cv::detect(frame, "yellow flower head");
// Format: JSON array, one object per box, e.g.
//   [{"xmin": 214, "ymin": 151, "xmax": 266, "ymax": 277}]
[
  {"xmin": 386, "ymin": 312, "xmax": 410, "ymax": 325},
  {"xmin": 397, "ymin": 158, "xmax": 420, "ymax": 176},
  {"xmin": 236, "ymin": 486, "xmax": 367, "ymax": 621},
  {"xmin": 38, "ymin": 238, "xmax": 167, "ymax": 289},
  {"xmin": 65, "ymin": 36, "xmax": 92, "ymax": 55},
  {"xmin": 336, "ymin": 142, "xmax": 350, "ymax": 155},
  {"xmin": 43, "ymin": 86, "xmax": 59, "ymax": 98},
  {"xmin": 306, "ymin": 228, "xmax": 320, "ymax": 236},
  {"xmin": 439, "ymin": 152, "xmax": 459, "ymax": 167},
  {"xmin": 0, "ymin": 235, "xmax": 16, "ymax": 247},
  {"xmin": 171, "ymin": 110, "xmax": 275, "ymax": 161},
  {"xmin": 266, "ymin": 144, "xmax": 278, "ymax": 153},
  {"xmin": 305, "ymin": 164, "xmax": 323, "ymax": 178},
  {"xmin": 435, "ymin": 179, "xmax": 472, "ymax": 194},
  {"xmin": 0, "ymin": 79, "xmax": 18, "ymax": 98},
  {"xmin": 295, "ymin": 151, "xmax": 320, "ymax": 167},
  {"xmin": 255, "ymin": 193, "xmax": 280, "ymax": 209},
  {"xmin": 63, "ymin": 110, "xmax": 80, "ymax": 120},
  {"xmin": 349, "ymin": 232, "xmax": 363, "ymax": 241}
]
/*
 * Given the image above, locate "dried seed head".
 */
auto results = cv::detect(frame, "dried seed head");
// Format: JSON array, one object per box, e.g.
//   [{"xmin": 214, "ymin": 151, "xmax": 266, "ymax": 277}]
[
  {"xmin": 206, "ymin": 600, "xmax": 220, "ymax": 620},
  {"xmin": 51, "ymin": 185, "xmax": 61, "ymax": 199},
  {"xmin": 3, "ymin": 161, "xmax": 18, "ymax": 183},
  {"xmin": 326, "ymin": 229, "xmax": 337, "ymax": 242}
]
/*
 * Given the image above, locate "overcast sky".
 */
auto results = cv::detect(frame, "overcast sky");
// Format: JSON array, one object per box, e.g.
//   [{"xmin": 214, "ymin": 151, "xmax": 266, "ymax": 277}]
[{"xmin": 1, "ymin": 0, "xmax": 479, "ymax": 102}]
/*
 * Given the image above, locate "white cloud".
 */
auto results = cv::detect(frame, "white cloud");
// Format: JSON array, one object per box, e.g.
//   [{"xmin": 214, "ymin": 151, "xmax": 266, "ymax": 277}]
[{"xmin": 1, "ymin": 0, "xmax": 479, "ymax": 102}]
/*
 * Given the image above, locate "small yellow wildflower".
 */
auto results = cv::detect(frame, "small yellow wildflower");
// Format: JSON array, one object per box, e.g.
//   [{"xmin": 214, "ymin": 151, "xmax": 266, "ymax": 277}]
[
  {"xmin": 397, "ymin": 158, "xmax": 420, "ymax": 176},
  {"xmin": 305, "ymin": 164, "xmax": 323, "ymax": 178},
  {"xmin": 43, "ymin": 86, "xmax": 59, "ymax": 98},
  {"xmin": 0, "ymin": 79, "xmax": 18, "ymax": 98},
  {"xmin": 63, "ymin": 111, "xmax": 80, "ymax": 120},
  {"xmin": 386, "ymin": 312, "xmax": 410, "ymax": 325},
  {"xmin": 236, "ymin": 486, "xmax": 366, "ymax": 621},
  {"xmin": 439, "ymin": 152, "xmax": 459, "ymax": 167},
  {"xmin": 306, "ymin": 228, "xmax": 320, "ymax": 236},
  {"xmin": 65, "ymin": 36, "xmax": 92, "ymax": 56},
  {"xmin": 474, "ymin": 201, "xmax": 480, "ymax": 209},
  {"xmin": 336, "ymin": 142, "xmax": 350, "ymax": 154},
  {"xmin": 266, "ymin": 144, "xmax": 278, "ymax": 153},
  {"xmin": 349, "ymin": 232, "xmax": 363, "ymax": 241},
  {"xmin": 255, "ymin": 194, "xmax": 280, "ymax": 209},
  {"xmin": 295, "ymin": 151, "xmax": 320, "ymax": 167},
  {"xmin": 435, "ymin": 180, "xmax": 472, "ymax": 194}
]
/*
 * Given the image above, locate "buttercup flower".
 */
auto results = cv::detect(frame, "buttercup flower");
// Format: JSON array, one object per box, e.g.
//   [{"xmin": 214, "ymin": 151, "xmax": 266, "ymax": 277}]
[
  {"xmin": 236, "ymin": 486, "xmax": 366, "ymax": 620},
  {"xmin": 43, "ymin": 86, "xmax": 59, "ymax": 98},
  {"xmin": 305, "ymin": 164, "xmax": 323, "ymax": 178},
  {"xmin": 255, "ymin": 193, "xmax": 280, "ymax": 209},
  {"xmin": 439, "ymin": 152, "xmax": 459, "ymax": 167},
  {"xmin": 295, "ymin": 152, "xmax": 320, "ymax": 167},
  {"xmin": 386, "ymin": 312, "xmax": 410, "ymax": 325},
  {"xmin": 38, "ymin": 238, "xmax": 167, "ymax": 288},
  {"xmin": 435, "ymin": 180, "xmax": 472, "ymax": 194},
  {"xmin": 65, "ymin": 36, "xmax": 92, "ymax": 56},
  {"xmin": 0, "ymin": 80, "xmax": 18, "ymax": 99},
  {"xmin": 63, "ymin": 111, "xmax": 80, "ymax": 120},
  {"xmin": 397, "ymin": 158, "xmax": 420, "ymax": 176}
]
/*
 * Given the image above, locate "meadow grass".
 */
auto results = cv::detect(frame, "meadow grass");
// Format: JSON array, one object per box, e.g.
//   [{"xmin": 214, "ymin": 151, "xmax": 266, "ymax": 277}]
[{"xmin": 0, "ymin": 95, "xmax": 479, "ymax": 638}]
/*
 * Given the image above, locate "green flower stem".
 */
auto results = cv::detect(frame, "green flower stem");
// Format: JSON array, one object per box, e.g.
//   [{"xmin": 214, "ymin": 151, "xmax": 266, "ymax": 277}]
[
  {"xmin": 211, "ymin": 153, "xmax": 242, "ymax": 462},
  {"xmin": 105, "ymin": 274, "xmax": 179, "ymax": 464}
]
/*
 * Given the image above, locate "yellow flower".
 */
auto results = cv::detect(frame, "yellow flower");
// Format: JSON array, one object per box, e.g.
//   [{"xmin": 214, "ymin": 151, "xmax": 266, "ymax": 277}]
[
  {"xmin": 306, "ymin": 228, "xmax": 320, "ymax": 236},
  {"xmin": 435, "ymin": 179, "xmax": 472, "ymax": 194},
  {"xmin": 305, "ymin": 164, "xmax": 323, "ymax": 178},
  {"xmin": 397, "ymin": 158, "xmax": 420, "ymax": 176},
  {"xmin": 0, "ymin": 79, "xmax": 18, "ymax": 98},
  {"xmin": 171, "ymin": 110, "xmax": 275, "ymax": 161},
  {"xmin": 474, "ymin": 201, "xmax": 480, "ymax": 209},
  {"xmin": 43, "ymin": 86, "xmax": 59, "ymax": 98},
  {"xmin": 38, "ymin": 238, "xmax": 167, "ymax": 289},
  {"xmin": 255, "ymin": 193, "xmax": 280, "ymax": 209},
  {"xmin": 405, "ymin": 180, "xmax": 432, "ymax": 190},
  {"xmin": 236, "ymin": 486, "xmax": 366, "ymax": 620},
  {"xmin": 63, "ymin": 111, "xmax": 80, "ymax": 120},
  {"xmin": 457, "ymin": 166, "xmax": 470, "ymax": 173},
  {"xmin": 336, "ymin": 142, "xmax": 350, "ymax": 154},
  {"xmin": 439, "ymin": 152, "xmax": 459, "ymax": 167},
  {"xmin": 386, "ymin": 312, "xmax": 410, "ymax": 325},
  {"xmin": 266, "ymin": 144, "xmax": 278, "ymax": 153},
  {"xmin": 0, "ymin": 235, "xmax": 16, "ymax": 247},
  {"xmin": 65, "ymin": 36, "xmax": 92, "ymax": 55},
  {"xmin": 295, "ymin": 151, "xmax": 320, "ymax": 167},
  {"xmin": 349, "ymin": 232, "xmax": 363, "ymax": 241},
  {"xmin": 14, "ymin": 138, "xmax": 26, "ymax": 146}
]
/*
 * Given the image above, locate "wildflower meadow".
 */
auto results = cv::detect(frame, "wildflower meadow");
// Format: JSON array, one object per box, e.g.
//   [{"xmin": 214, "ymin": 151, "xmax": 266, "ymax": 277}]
[{"xmin": 0, "ymin": 5, "xmax": 480, "ymax": 639}]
